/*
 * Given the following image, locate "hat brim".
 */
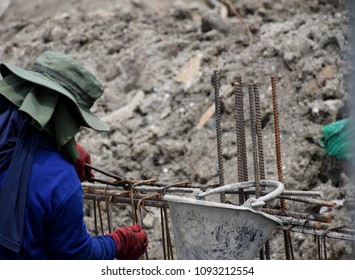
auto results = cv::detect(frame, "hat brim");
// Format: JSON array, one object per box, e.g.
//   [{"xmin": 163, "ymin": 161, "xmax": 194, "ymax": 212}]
[{"xmin": 0, "ymin": 62, "xmax": 109, "ymax": 131}]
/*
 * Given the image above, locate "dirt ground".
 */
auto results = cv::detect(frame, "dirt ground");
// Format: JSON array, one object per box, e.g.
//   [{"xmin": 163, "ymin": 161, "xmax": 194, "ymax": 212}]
[{"xmin": 0, "ymin": 0, "xmax": 353, "ymax": 259}]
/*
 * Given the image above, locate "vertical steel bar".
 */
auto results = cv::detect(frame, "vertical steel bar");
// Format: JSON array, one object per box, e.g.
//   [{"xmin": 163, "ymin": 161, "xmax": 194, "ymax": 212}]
[
  {"xmin": 317, "ymin": 236, "xmax": 323, "ymax": 260},
  {"xmin": 160, "ymin": 208, "xmax": 167, "ymax": 260},
  {"xmin": 212, "ymin": 69, "xmax": 226, "ymax": 203},
  {"xmin": 97, "ymin": 201, "xmax": 104, "ymax": 235},
  {"xmin": 271, "ymin": 76, "xmax": 286, "ymax": 208},
  {"xmin": 248, "ymin": 82, "xmax": 261, "ymax": 198},
  {"xmin": 254, "ymin": 81, "xmax": 270, "ymax": 259},
  {"xmin": 93, "ymin": 199, "xmax": 98, "ymax": 236},
  {"xmin": 234, "ymin": 77, "xmax": 248, "ymax": 204},
  {"xmin": 163, "ymin": 205, "xmax": 174, "ymax": 260},
  {"xmin": 271, "ymin": 76, "xmax": 292, "ymax": 260},
  {"xmin": 253, "ymin": 82, "xmax": 266, "ymax": 183},
  {"xmin": 323, "ymin": 236, "xmax": 328, "ymax": 260},
  {"xmin": 105, "ymin": 189, "xmax": 112, "ymax": 233}
]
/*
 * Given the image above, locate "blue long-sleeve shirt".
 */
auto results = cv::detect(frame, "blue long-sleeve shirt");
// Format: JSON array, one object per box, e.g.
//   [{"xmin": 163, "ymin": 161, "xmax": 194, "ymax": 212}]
[{"xmin": 0, "ymin": 150, "xmax": 116, "ymax": 260}]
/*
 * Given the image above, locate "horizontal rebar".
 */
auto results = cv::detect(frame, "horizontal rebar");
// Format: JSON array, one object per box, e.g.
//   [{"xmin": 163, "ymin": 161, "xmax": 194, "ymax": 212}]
[
  {"xmin": 84, "ymin": 193, "xmax": 167, "ymax": 208},
  {"xmin": 262, "ymin": 208, "xmax": 332, "ymax": 223},
  {"xmin": 279, "ymin": 195, "xmax": 336, "ymax": 207},
  {"xmin": 83, "ymin": 189, "xmax": 355, "ymax": 242},
  {"xmin": 83, "ymin": 182, "xmax": 322, "ymax": 196},
  {"xmin": 277, "ymin": 225, "xmax": 355, "ymax": 242},
  {"xmin": 276, "ymin": 216, "xmax": 323, "ymax": 229}
]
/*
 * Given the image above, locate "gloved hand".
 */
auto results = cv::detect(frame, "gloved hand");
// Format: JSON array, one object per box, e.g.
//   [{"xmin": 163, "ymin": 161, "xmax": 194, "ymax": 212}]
[
  {"xmin": 107, "ymin": 224, "xmax": 148, "ymax": 260},
  {"xmin": 74, "ymin": 143, "xmax": 94, "ymax": 182}
]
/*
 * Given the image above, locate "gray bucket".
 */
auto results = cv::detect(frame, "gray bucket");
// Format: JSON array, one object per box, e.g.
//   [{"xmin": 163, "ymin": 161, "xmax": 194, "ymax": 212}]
[{"xmin": 164, "ymin": 180, "xmax": 284, "ymax": 260}]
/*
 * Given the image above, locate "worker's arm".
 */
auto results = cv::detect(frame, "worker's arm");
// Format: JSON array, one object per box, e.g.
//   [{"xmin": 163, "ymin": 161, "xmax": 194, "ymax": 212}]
[{"xmin": 44, "ymin": 183, "xmax": 117, "ymax": 260}]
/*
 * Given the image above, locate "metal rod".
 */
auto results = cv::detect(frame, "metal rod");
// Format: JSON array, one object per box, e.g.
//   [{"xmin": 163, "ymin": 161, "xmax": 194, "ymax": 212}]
[
  {"xmin": 85, "ymin": 193, "xmax": 167, "ymax": 208},
  {"xmin": 254, "ymin": 82, "xmax": 270, "ymax": 260},
  {"xmin": 83, "ymin": 182, "xmax": 322, "ymax": 197},
  {"xmin": 248, "ymin": 82, "xmax": 261, "ymax": 198},
  {"xmin": 97, "ymin": 201, "xmax": 104, "ymax": 235},
  {"xmin": 163, "ymin": 205, "xmax": 174, "ymax": 259},
  {"xmin": 278, "ymin": 195, "xmax": 336, "ymax": 207},
  {"xmin": 254, "ymin": 82, "xmax": 266, "ymax": 184},
  {"xmin": 212, "ymin": 69, "xmax": 226, "ymax": 203},
  {"xmin": 234, "ymin": 79, "xmax": 246, "ymax": 204},
  {"xmin": 86, "ymin": 163, "xmax": 124, "ymax": 180},
  {"xmin": 271, "ymin": 76, "xmax": 291, "ymax": 259},
  {"xmin": 262, "ymin": 208, "xmax": 332, "ymax": 223},
  {"xmin": 247, "ymin": 82, "xmax": 267, "ymax": 261},
  {"xmin": 277, "ymin": 225, "xmax": 355, "ymax": 241},
  {"xmin": 287, "ymin": 229, "xmax": 295, "ymax": 260},
  {"xmin": 277, "ymin": 216, "xmax": 323, "ymax": 229},
  {"xmin": 104, "ymin": 188, "xmax": 112, "ymax": 233},
  {"xmin": 160, "ymin": 208, "xmax": 167, "ymax": 260},
  {"xmin": 93, "ymin": 199, "xmax": 98, "ymax": 236},
  {"xmin": 271, "ymin": 76, "xmax": 286, "ymax": 208}
]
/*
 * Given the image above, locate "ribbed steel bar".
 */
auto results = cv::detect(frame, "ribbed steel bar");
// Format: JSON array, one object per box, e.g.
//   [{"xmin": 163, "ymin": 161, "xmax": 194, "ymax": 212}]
[
  {"xmin": 248, "ymin": 82, "xmax": 261, "ymax": 198},
  {"xmin": 278, "ymin": 195, "xmax": 336, "ymax": 207},
  {"xmin": 242, "ymin": 189, "xmax": 322, "ymax": 197},
  {"xmin": 160, "ymin": 208, "xmax": 167, "ymax": 260},
  {"xmin": 271, "ymin": 76, "xmax": 291, "ymax": 259},
  {"xmin": 93, "ymin": 199, "xmax": 98, "ymax": 236},
  {"xmin": 83, "ymin": 182, "xmax": 324, "ymax": 200},
  {"xmin": 212, "ymin": 69, "xmax": 226, "ymax": 203},
  {"xmin": 277, "ymin": 225, "xmax": 355, "ymax": 241},
  {"xmin": 277, "ymin": 216, "xmax": 323, "ymax": 229},
  {"xmin": 271, "ymin": 76, "xmax": 285, "ymax": 208},
  {"xmin": 84, "ymin": 193, "xmax": 166, "ymax": 208},
  {"xmin": 83, "ymin": 183, "xmax": 328, "ymax": 210},
  {"xmin": 254, "ymin": 82, "xmax": 269, "ymax": 259},
  {"xmin": 253, "ymin": 82, "xmax": 265, "ymax": 183},
  {"xmin": 262, "ymin": 208, "xmax": 332, "ymax": 223},
  {"xmin": 234, "ymin": 79, "xmax": 246, "ymax": 204},
  {"xmin": 82, "ymin": 182, "xmax": 216, "ymax": 192},
  {"xmin": 97, "ymin": 200, "xmax": 104, "ymax": 235},
  {"xmin": 105, "ymin": 190, "xmax": 112, "ymax": 233}
]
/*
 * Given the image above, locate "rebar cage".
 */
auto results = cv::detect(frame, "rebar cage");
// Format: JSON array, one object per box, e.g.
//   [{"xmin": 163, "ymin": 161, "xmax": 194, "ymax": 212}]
[{"xmin": 82, "ymin": 73, "xmax": 355, "ymax": 260}]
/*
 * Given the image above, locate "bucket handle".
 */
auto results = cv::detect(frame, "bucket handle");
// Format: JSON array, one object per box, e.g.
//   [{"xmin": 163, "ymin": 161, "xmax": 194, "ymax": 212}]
[{"xmin": 195, "ymin": 180, "xmax": 284, "ymax": 209}]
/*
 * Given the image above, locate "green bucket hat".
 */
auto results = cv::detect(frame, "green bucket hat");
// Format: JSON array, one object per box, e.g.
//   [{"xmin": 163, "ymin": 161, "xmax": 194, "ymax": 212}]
[{"xmin": 0, "ymin": 51, "xmax": 109, "ymax": 132}]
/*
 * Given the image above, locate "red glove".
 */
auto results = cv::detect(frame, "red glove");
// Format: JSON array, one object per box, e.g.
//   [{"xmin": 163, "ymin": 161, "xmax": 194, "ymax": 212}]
[
  {"xmin": 107, "ymin": 224, "xmax": 148, "ymax": 260},
  {"xmin": 74, "ymin": 143, "xmax": 94, "ymax": 182}
]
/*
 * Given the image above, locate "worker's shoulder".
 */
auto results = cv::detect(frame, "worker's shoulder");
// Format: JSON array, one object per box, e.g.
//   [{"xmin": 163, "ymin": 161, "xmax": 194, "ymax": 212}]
[
  {"xmin": 30, "ymin": 151, "xmax": 82, "ymax": 215},
  {"xmin": 32, "ymin": 150, "xmax": 79, "ymax": 183}
]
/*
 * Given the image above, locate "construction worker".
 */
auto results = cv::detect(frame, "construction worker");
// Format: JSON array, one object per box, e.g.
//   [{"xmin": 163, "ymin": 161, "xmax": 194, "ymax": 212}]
[{"xmin": 0, "ymin": 51, "xmax": 148, "ymax": 259}]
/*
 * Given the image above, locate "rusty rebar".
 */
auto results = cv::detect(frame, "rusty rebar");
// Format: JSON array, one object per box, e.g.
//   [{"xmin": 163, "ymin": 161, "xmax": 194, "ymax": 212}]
[
  {"xmin": 163, "ymin": 205, "xmax": 174, "ymax": 259},
  {"xmin": 271, "ymin": 76, "xmax": 285, "ymax": 207},
  {"xmin": 83, "ymin": 182, "xmax": 323, "ymax": 197},
  {"xmin": 271, "ymin": 76, "xmax": 292, "ymax": 259},
  {"xmin": 277, "ymin": 216, "xmax": 323, "ymax": 229},
  {"xmin": 212, "ymin": 69, "xmax": 225, "ymax": 203},
  {"xmin": 96, "ymin": 201, "xmax": 104, "ymax": 235},
  {"xmin": 262, "ymin": 208, "xmax": 332, "ymax": 223},
  {"xmin": 234, "ymin": 77, "xmax": 247, "ymax": 204},
  {"xmin": 86, "ymin": 163, "xmax": 124, "ymax": 181},
  {"xmin": 254, "ymin": 82, "xmax": 270, "ymax": 259},
  {"xmin": 278, "ymin": 195, "xmax": 336, "ymax": 207},
  {"xmin": 253, "ymin": 82, "xmax": 265, "ymax": 182},
  {"xmin": 93, "ymin": 199, "xmax": 98, "ymax": 236},
  {"xmin": 248, "ymin": 82, "xmax": 261, "ymax": 198},
  {"xmin": 160, "ymin": 208, "xmax": 167, "ymax": 260},
  {"xmin": 317, "ymin": 235, "xmax": 327, "ymax": 260},
  {"xmin": 104, "ymin": 188, "xmax": 112, "ymax": 233},
  {"xmin": 277, "ymin": 225, "xmax": 355, "ymax": 241},
  {"xmin": 84, "ymin": 193, "xmax": 166, "ymax": 208}
]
